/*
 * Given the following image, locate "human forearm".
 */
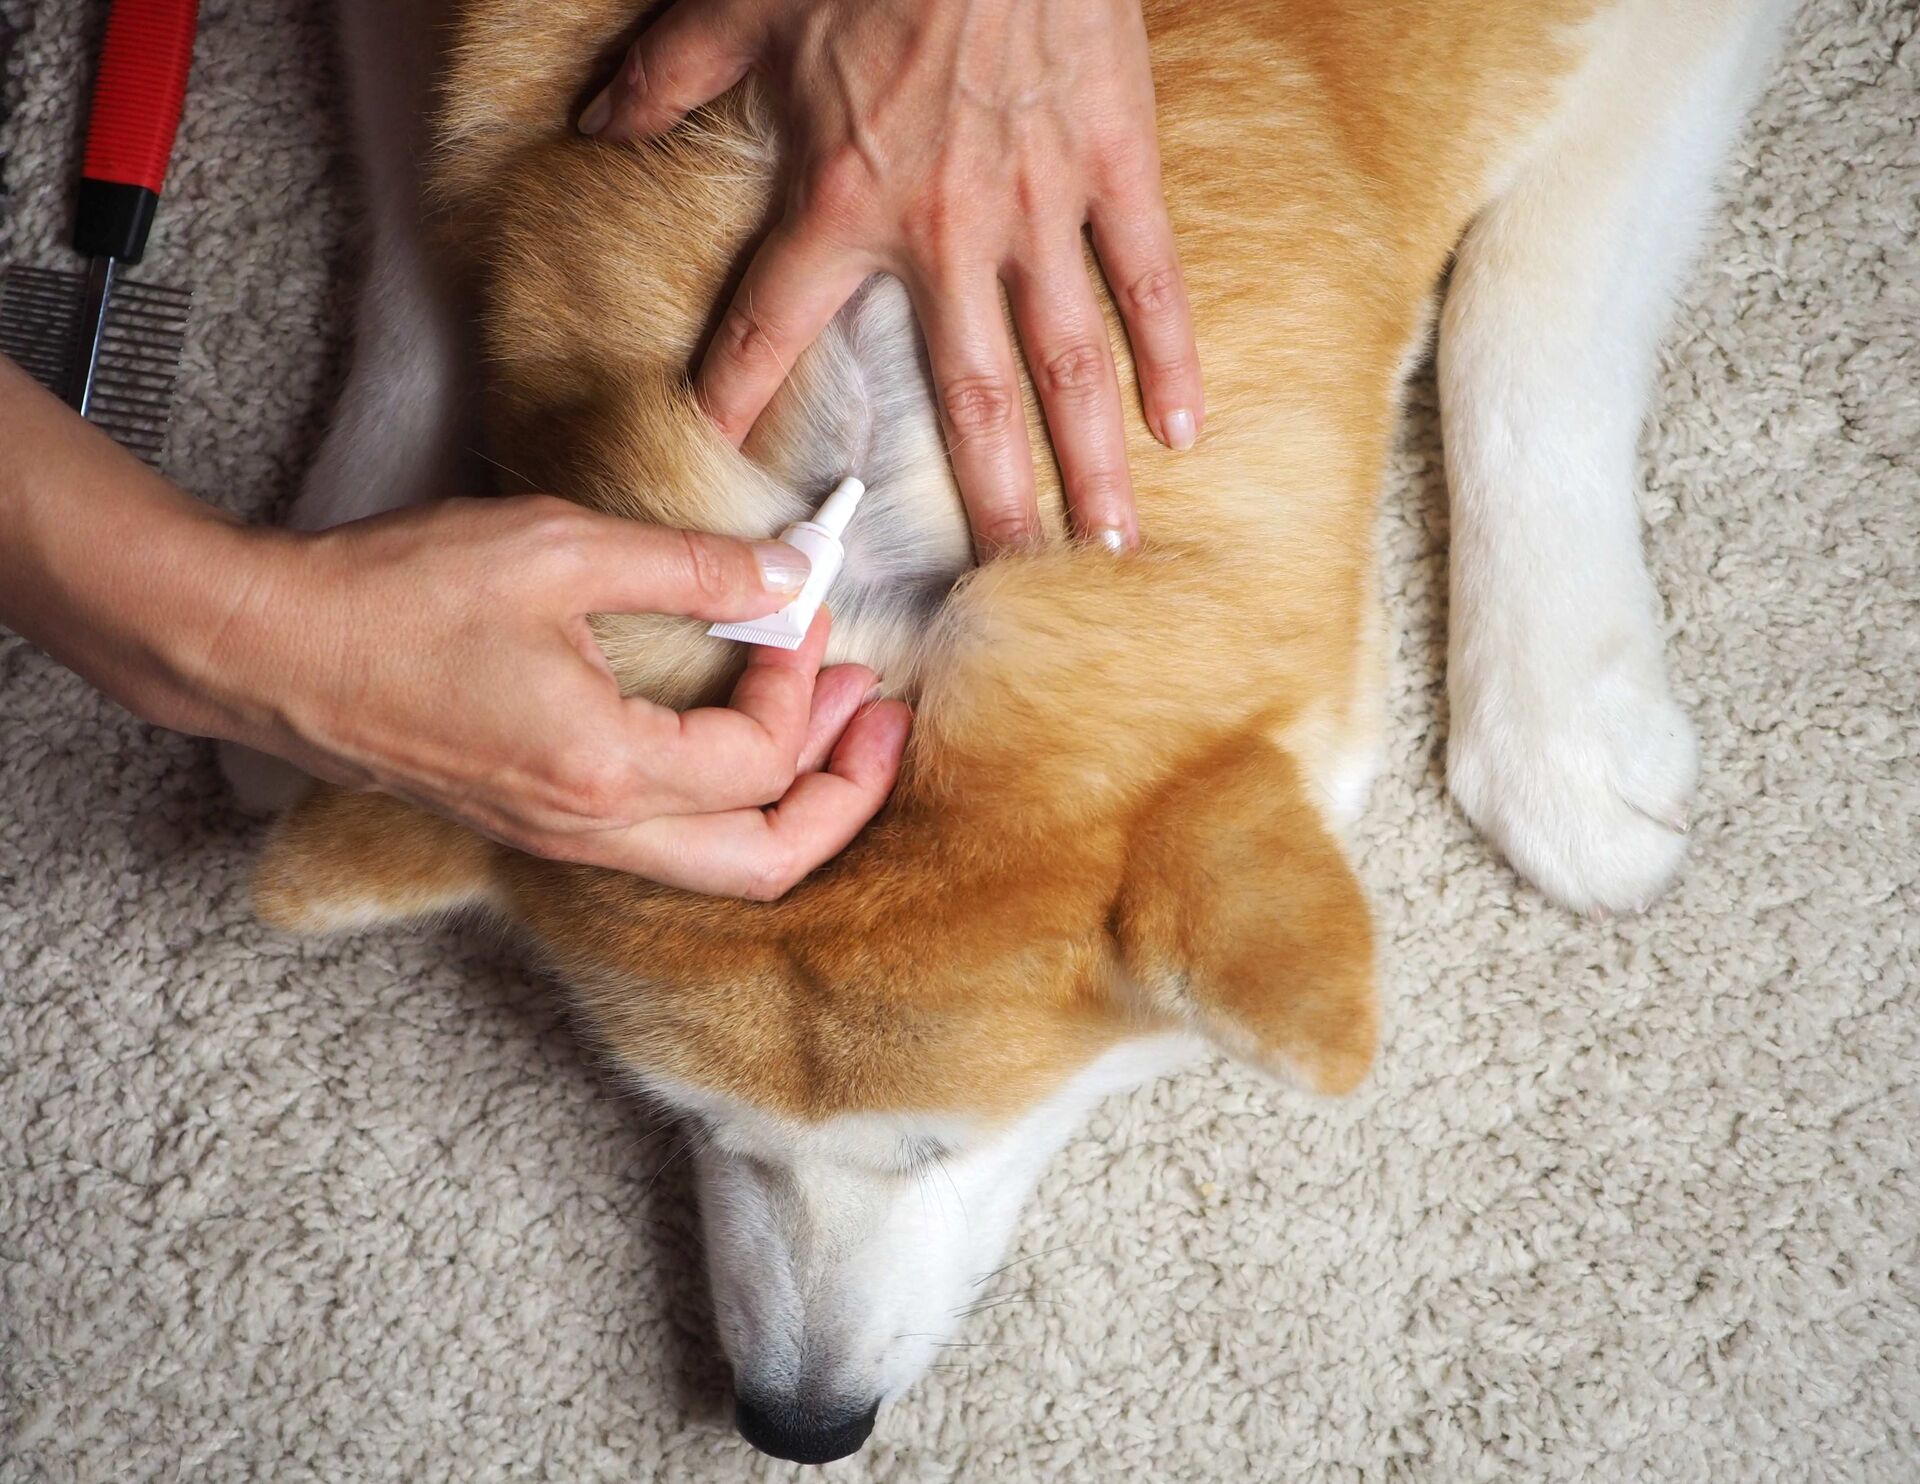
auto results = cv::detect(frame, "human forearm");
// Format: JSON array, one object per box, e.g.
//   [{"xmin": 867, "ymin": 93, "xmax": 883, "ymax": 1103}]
[
  {"xmin": 0, "ymin": 354, "xmax": 279, "ymax": 741},
  {"xmin": 0, "ymin": 355, "xmax": 908, "ymax": 895}
]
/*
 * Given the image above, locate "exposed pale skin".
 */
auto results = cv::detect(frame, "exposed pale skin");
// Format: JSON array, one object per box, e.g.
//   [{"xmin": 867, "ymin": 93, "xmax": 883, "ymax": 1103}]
[
  {"xmin": 582, "ymin": 0, "xmax": 1206, "ymax": 553},
  {"xmin": 0, "ymin": 358, "xmax": 909, "ymax": 897}
]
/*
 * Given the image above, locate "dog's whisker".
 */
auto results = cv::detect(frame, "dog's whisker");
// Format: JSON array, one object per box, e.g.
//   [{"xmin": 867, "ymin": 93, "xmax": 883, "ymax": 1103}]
[
  {"xmin": 635, "ymin": 1126, "xmax": 709, "ymax": 1202},
  {"xmin": 935, "ymin": 1157, "xmax": 968, "ymax": 1222},
  {"xmin": 889, "ymin": 1333, "xmax": 1005, "ymax": 1349},
  {"xmin": 953, "ymin": 1292, "xmax": 1067, "ymax": 1320},
  {"xmin": 462, "ymin": 443, "xmax": 539, "ymax": 492},
  {"xmin": 969, "ymin": 1240, "xmax": 1088, "ymax": 1289}
]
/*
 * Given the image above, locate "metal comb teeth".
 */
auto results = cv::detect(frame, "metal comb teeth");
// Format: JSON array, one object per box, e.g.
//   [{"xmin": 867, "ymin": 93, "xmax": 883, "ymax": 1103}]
[{"xmin": 0, "ymin": 264, "xmax": 190, "ymax": 467}]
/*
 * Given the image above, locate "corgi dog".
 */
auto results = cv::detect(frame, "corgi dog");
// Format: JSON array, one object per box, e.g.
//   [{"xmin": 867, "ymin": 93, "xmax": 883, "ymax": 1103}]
[{"xmin": 240, "ymin": 0, "xmax": 1786, "ymax": 1463}]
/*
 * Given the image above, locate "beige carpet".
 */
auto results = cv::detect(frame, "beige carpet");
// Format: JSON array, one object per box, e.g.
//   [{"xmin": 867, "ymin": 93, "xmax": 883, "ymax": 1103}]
[{"xmin": 3, "ymin": 2, "xmax": 1916, "ymax": 1479}]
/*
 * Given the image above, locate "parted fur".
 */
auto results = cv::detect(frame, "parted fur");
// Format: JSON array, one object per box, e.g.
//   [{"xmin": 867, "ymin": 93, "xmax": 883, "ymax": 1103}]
[{"xmin": 257, "ymin": 0, "xmax": 1626, "ymax": 1117}]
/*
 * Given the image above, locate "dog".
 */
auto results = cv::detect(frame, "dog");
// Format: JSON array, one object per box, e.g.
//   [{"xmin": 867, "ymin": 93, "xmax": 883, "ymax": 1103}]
[{"xmin": 234, "ymin": 0, "xmax": 1787, "ymax": 1463}]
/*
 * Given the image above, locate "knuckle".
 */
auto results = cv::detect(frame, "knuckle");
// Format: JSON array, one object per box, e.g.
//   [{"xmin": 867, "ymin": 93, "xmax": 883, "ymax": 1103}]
[
  {"xmin": 746, "ymin": 751, "xmax": 799, "ymax": 805},
  {"xmin": 621, "ymin": 42, "xmax": 648, "ymax": 93},
  {"xmin": 518, "ymin": 499, "xmax": 583, "ymax": 545},
  {"xmin": 519, "ymin": 493, "xmax": 583, "ymax": 537},
  {"xmin": 743, "ymin": 849, "xmax": 806, "ymax": 902},
  {"xmin": 1144, "ymin": 348, "xmax": 1200, "ymax": 387},
  {"xmin": 940, "ymin": 374, "xmax": 1016, "ymax": 440},
  {"xmin": 1125, "ymin": 264, "xmax": 1183, "ymax": 319},
  {"xmin": 678, "ymin": 529, "xmax": 742, "ymax": 605},
  {"xmin": 1040, "ymin": 340, "xmax": 1110, "ymax": 400},
  {"xmin": 1068, "ymin": 468, "xmax": 1128, "ymax": 512},
  {"xmin": 804, "ymin": 147, "xmax": 879, "ymax": 233},
  {"xmin": 969, "ymin": 506, "xmax": 1038, "ymax": 552},
  {"xmin": 552, "ymin": 744, "xmax": 631, "ymax": 819},
  {"xmin": 1093, "ymin": 130, "xmax": 1149, "ymax": 186},
  {"xmin": 900, "ymin": 195, "xmax": 957, "ymax": 262},
  {"xmin": 522, "ymin": 504, "xmax": 594, "ymax": 579},
  {"xmin": 1012, "ymin": 171, "xmax": 1048, "ymax": 223},
  {"xmin": 714, "ymin": 303, "xmax": 781, "ymax": 370}
]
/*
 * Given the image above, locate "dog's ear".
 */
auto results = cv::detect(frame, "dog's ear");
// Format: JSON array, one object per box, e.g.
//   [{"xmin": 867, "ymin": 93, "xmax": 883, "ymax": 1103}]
[
  {"xmin": 253, "ymin": 784, "xmax": 501, "ymax": 934},
  {"xmin": 1113, "ymin": 736, "xmax": 1378, "ymax": 1095}
]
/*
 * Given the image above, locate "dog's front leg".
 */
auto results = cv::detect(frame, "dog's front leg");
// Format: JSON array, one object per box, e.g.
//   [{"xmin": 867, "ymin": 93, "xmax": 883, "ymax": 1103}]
[
  {"xmin": 1437, "ymin": 1, "xmax": 1788, "ymax": 915},
  {"xmin": 290, "ymin": 0, "xmax": 475, "ymax": 533},
  {"xmin": 222, "ymin": 0, "xmax": 472, "ymax": 810}
]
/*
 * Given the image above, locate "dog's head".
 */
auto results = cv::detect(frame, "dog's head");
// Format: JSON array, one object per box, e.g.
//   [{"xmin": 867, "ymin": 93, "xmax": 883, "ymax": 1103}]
[{"xmin": 255, "ymin": 721, "xmax": 1375, "ymax": 1461}]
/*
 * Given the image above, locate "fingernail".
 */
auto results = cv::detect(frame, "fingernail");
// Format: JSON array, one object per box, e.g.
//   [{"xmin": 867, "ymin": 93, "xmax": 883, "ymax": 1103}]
[
  {"xmin": 1093, "ymin": 526, "xmax": 1132, "ymax": 555},
  {"xmin": 578, "ymin": 89, "xmax": 614, "ymax": 136},
  {"xmin": 1163, "ymin": 408, "xmax": 1197, "ymax": 452},
  {"xmin": 754, "ymin": 541, "xmax": 811, "ymax": 594}
]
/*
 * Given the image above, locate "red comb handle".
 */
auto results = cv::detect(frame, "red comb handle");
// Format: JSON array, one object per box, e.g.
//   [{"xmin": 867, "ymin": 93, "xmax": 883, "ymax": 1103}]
[{"xmin": 74, "ymin": 0, "xmax": 201, "ymax": 265}]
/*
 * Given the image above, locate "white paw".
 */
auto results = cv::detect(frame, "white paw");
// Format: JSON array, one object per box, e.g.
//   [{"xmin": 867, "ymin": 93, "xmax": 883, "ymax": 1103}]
[
  {"xmin": 218, "ymin": 741, "xmax": 313, "ymax": 815},
  {"xmin": 1448, "ymin": 642, "xmax": 1699, "ymax": 915}
]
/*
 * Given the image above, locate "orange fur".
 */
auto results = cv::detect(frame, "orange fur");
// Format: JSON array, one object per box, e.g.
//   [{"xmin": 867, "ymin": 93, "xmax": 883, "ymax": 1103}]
[{"xmin": 257, "ymin": 0, "xmax": 1605, "ymax": 1118}]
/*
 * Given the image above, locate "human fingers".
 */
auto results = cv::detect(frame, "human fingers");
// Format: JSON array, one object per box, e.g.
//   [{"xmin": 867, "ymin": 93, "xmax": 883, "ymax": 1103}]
[
  {"xmin": 1007, "ymin": 241, "xmax": 1137, "ymax": 548},
  {"xmin": 579, "ymin": 0, "xmax": 764, "ymax": 141},
  {"xmin": 1089, "ymin": 179, "xmax": 1204, "ymax": 453},
  {"xmin": 798, "ymin": 664, "xmax": 881, "ymax": 774},
  {"xmin": 527, "ymin": 503, "xmax": 810, "ymax": 621},
  {"xmin": 694, "ymin": 216, "xmax": 875, "ymax": 446},
  {"xmin": 632, "ymin": 608, "xmax": 834, "ymax": 813},
  {"xmin": 911, "ymin": 273, "xmax": 1041, "ymax": 557},
  {"xmin": 595, "ymin": 696, "xmax": 912, "ymax": 897}
]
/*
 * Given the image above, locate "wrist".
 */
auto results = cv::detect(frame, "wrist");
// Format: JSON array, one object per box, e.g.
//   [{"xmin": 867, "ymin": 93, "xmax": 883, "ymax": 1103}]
[
  {"xmin": 2, "ymin": 464, "xmax": 286, "ymax": 742},
  {"xmin": 146, "ymin": 518, "xmax": 314, "ymax": 743},
  {"xmin": 0, "ymin": 359, "xmax": 293, "ymax": 742}
]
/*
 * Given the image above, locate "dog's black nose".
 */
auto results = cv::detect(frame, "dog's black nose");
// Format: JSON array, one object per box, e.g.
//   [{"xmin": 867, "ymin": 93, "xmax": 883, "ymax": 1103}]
[{"xmin": 734, "ymin": 1394, "xmax": 880, "ymax": 1465}]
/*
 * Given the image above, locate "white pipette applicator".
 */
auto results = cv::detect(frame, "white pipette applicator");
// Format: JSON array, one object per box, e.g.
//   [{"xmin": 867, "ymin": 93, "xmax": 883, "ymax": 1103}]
[{"xmin": 708, "ymin": 476, "xmax": 868, "ymax": 650}]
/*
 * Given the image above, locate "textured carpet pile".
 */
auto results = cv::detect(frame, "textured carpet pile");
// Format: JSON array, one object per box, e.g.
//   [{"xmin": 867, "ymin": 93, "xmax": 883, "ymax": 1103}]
[{"xmin": 2, "ymin": 3, "xmax": 1915, "ymax": 1480}]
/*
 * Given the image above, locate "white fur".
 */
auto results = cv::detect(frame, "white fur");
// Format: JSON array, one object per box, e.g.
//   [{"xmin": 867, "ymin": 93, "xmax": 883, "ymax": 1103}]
[
  {"xmin": 1322, "ymin": 740, "xmax": 1384, "ymax": 832},
  {"xmin": 1439, "ymin": 0, "xmax": 1790, "ymax": 913},
  {"xmin": 639, "ymin": 1035, "xmax": 1198, "ymax": 1418},
  {"xmin": 295, "ymin": 0, "xmax": 475, "ymax": 531}
]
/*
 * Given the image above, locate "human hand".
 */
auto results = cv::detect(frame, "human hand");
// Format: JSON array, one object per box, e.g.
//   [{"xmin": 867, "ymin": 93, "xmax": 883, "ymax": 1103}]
[
  {"xmin": 580, "ymin": 0, "xmax": 1204, "ymax": 555},
  {"xmin": 2, "ymin": 327, "xmax": 903, "ymax": 903},
  {"xmin": 204, "ymin": 496, "xmax": 911, "ymax": 899}
]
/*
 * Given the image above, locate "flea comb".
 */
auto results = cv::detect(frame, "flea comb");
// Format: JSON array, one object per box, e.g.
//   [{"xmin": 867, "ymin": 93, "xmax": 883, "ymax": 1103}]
[{"xmin": 0, "ymin": 0, "xmax": 199, "ymax": 466}]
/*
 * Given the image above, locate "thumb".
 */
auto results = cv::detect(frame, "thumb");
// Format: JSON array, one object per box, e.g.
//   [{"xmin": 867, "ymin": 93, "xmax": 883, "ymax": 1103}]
[
  {"xmin": 565, "ymin": 515, "xmax": 810, "ymax": 622},
  {"xmin": 578, "ymin": 0, "xmax": 763, "ymax": 142}
]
